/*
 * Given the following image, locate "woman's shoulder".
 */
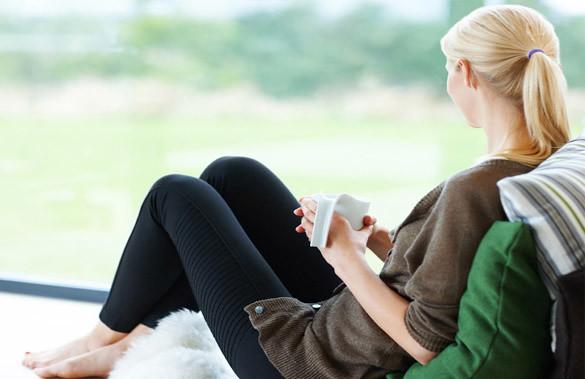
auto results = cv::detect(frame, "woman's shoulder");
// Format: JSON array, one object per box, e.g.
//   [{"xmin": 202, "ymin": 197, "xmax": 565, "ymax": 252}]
[
  {"xmin": 398, "ymin": 159, "xmax": 534, "ymax": 223},
  {"xmin": 438, "ymin": 159, "xmax": 533, "ymax": 202},
  {"xmin": 442, "ymin": 158, "xmax": 534, "ymax": 198}
]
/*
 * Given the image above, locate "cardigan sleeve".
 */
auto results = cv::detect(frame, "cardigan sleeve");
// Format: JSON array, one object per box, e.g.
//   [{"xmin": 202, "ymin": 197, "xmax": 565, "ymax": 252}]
[{"xmin": 401, "ymin": 170, "xmax": 508, "ymax": 352}]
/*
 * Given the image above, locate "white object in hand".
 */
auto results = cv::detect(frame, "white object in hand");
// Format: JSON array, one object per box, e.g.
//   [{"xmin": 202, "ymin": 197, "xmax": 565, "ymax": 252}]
[{"xmin": 307, "ymin": 193, "xmax": 371, "ymax": 248}]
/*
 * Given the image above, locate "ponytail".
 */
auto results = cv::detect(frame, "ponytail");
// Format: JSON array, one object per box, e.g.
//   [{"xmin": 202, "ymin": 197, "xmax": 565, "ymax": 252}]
[
  {"xmin": 521, "ymin": 51, "xmax": 570, "ymax": 157},
  {"xmin": 491, "ymin": 51, "xmax": 571, "ymax": 166}
]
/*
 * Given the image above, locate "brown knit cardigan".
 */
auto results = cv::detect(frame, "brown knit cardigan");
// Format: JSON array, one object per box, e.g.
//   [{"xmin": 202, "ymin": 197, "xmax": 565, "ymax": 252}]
[{"xmin": 243, "ymin": 159, "xmax": 534, "ymax": 378}]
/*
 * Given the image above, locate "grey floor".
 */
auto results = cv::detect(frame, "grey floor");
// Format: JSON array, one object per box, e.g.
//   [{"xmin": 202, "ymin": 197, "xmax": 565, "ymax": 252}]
[{"xmin": 0, "ymin": 292, "xmax": 102, "ymax": 378}]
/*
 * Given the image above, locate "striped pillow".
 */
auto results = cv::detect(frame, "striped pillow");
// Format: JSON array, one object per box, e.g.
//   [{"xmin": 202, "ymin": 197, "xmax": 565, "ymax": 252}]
[
  {"xmin": 497, "ymin": 137, "xmax": 585, "ymax": 297},
  {"xmin": 496, "ymin": 135, "xmax": 585, "ymax": 348}
]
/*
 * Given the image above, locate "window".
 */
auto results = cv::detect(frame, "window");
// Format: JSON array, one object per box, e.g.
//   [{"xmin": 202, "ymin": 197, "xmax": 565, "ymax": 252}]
[{"xmin": 1, "ymin": 0, "xmax": 583, "ymax": 291}]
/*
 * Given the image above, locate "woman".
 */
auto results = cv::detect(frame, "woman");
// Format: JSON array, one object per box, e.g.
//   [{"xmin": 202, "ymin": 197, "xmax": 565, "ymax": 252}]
[{"xmin": 23, "ymin": 4, "xmax": 570, "ymax": 378}]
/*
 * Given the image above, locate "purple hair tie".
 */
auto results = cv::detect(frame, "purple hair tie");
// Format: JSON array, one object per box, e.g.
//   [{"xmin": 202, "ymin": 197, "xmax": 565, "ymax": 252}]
[{"xmin": 527, "ymin": 48, "xmax": 544, "ymax": 59}]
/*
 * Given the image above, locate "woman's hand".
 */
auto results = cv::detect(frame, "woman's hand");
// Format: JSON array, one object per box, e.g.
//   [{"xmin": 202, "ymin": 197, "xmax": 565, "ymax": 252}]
[
  {"xmin": 293, "ymin": 196, "xmax": 377, "ymax": 273},
  {"xmin": 293, "ymin": 196, "xmax": 318, "ymax": 240},
  {"xmin": 293, "ymin": 196, "xmax": 378, "ymax": 241}
]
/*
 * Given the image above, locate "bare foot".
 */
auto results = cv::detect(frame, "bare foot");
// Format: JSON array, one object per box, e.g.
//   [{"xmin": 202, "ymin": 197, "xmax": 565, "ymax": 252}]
[
  {"xmin": 22, "ymin": 320, "xmax": 128, "ymax": 369},
  {"xmin": 33, "ymin": 340, "xmax": 127, "ymax": 378},
  {"xmin": 33, "ymin": 324, "xmax": 152, "ymax": 379}
]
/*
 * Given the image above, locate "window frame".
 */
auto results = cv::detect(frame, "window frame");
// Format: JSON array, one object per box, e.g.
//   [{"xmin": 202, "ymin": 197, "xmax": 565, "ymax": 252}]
[{"xmin": 0, "ymin": 274, "xmax": 108, "ymax": 303}]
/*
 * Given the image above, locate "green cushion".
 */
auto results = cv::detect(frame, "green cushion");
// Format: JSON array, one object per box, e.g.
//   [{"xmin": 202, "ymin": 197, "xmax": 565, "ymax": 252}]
[{"xmin": 386, "ymin": 221, "xmax": 552, "ymax": 379}]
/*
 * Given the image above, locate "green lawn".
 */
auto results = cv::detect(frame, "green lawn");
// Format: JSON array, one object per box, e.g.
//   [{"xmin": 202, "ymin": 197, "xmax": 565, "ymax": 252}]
[{"xmin": 1, "ymin": 114, "xmax": 581, "ymax": 286}]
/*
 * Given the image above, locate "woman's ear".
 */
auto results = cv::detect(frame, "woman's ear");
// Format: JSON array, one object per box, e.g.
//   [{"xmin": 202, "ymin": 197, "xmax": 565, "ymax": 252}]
[{"xmin": 458, "ymin": 59, "xmax": 478, "ymax": 90}]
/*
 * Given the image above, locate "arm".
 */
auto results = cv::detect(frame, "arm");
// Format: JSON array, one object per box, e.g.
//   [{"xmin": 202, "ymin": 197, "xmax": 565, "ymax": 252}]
[
  {"xmin": 366, "ymin": 224, "xmax": 395, "ymax": 262},
  {"xmin": 335, "ymin": 256, "xmax": 438, "ymax": 365}
]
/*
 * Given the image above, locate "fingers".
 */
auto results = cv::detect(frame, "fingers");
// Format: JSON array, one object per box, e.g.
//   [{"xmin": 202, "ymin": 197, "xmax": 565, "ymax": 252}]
[
  {"xmin": 294, "ymin": 196, "xmax": 320, "ymax": 242},
  {"xmin": 293, "ymin": 202, "xmax": 316, "ymax": 223},
  {"xmin": 300, "ymin": 216, "xmax": 313, "ymax": 239},
  {"xmin": 363, "ymin": 215, "xmax": 377, "ymax": 225},
  {"xmin": 298, "ymin": 206, "xmax": 315, "ymax": 222},
  {"xmin": 298, "ymin": 197, "xmax": 318, "ymax": 213},
  {"xmin": 293, "ymin": 204, "xmax": 314, "ymax": 240},
  {"xmin": 293, "ymin": 218, "xmax": 312, "ymax": 239}
]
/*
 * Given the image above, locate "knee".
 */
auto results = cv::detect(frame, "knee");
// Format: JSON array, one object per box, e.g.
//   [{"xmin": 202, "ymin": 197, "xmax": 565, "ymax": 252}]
[
  {"xmin": 150, "ymin": 173, "xmax": 201, "ymax": 193},
  {"xmin": 200, "ymin": 155, "xmax": 265, "ymax": 181}
]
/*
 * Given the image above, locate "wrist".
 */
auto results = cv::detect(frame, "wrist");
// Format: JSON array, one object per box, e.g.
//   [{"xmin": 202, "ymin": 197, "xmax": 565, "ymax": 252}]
[{"xmin": 334, "ymin": 253, "xmax": 370, "ymax": 281}]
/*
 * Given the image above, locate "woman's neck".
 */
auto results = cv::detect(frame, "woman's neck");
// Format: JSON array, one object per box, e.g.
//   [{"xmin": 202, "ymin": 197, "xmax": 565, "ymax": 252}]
[{"xmin": 478, "ymin": 92, "xmax": 531, "ymax": 155}]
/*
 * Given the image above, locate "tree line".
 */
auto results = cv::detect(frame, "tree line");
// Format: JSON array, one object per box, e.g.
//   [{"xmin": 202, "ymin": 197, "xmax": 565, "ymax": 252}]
[{"xmin": 0, "ymin": 1, "xmax": 583, "ymax": 97}]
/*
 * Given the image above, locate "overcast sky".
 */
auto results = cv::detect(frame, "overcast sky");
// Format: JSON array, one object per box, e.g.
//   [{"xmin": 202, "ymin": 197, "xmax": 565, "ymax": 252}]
[{"xmin": 0, "ymin": 0, "xmax": 583, "ymax": 20}]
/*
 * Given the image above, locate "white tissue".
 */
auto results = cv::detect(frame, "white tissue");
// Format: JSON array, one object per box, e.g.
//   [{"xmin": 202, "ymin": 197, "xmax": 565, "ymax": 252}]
[{"xmin": 307, "ymin": 193, "xmax": 371, "ymax": 248}]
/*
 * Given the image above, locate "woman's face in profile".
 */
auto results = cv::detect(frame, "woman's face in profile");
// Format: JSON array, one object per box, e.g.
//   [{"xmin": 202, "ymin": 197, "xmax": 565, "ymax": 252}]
[{"xmin": 445, "ymin": 58, "xmax": 481, "ymax": 129}]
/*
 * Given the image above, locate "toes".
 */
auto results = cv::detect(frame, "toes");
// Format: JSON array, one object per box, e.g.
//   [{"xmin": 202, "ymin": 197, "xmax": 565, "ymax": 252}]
[
  {"xmin": 23, "ymin": 350, "xmax": 66, "ymax": 369},
  {"xmin": 22, "ymin": 357, "xmax": 35, "ymax": 368},
  {"xmin": 27, "ymin": 359, "xmax": 41, "ymax": 369},
  {"xmin": 31, "ymin": 359, "xmax": 53, "ymax": 369},
  {"xmin": 27, "ymin": 359, "xmax": 50, "ymax": 369},
  {"xmin": 23, "ymin": 352, "xmax": 43, "ymax": 367}
]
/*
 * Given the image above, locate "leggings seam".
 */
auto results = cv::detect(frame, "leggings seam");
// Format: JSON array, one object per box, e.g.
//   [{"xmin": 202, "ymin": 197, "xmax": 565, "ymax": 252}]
[{"xmin": 150, "ymin": 182, "xmax": 278, "ymax": 306}]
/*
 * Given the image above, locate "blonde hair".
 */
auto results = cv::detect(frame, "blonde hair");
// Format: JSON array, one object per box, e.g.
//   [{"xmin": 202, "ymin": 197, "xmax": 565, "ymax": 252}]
[{"xmin": 440, "ymin": 4, "xmax": 571, "ymax": 167}]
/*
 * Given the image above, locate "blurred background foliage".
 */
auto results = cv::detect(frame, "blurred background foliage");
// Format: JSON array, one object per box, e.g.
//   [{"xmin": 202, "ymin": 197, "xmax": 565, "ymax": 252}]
[{"xmin": 0, "ymin": 0, "xmax": 583, "ymax": 97}]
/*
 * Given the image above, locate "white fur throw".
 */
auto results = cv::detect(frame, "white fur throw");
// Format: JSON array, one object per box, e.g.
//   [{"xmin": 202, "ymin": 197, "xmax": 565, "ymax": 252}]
[{"xmin": 109, "ymin": 308, "xmax": 238, "ymax": 379}]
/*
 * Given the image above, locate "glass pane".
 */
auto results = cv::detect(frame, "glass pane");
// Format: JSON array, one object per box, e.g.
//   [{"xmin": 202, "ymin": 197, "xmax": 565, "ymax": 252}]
[{"xmin": 1, "ymin": 1, "xmax": 584, "ymax": 285}]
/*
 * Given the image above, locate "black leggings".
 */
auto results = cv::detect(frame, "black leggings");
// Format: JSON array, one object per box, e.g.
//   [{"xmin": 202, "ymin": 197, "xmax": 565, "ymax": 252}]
[{"xmin": 98, "ymin": 155, "xmax": 342, "ymax": 378}]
